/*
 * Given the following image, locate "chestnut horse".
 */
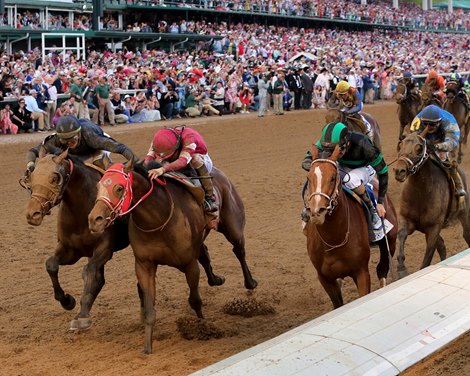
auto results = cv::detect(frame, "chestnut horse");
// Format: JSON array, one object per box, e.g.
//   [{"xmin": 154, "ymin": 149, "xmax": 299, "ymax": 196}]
[
  {"xmin": 394, "ymin": 132, "xmax": 470, "ymax": 278},
  {"xmin": 305, "ymin": 146, "xmax": 397, "ymax": 309},
  {"xmin": 22, "ymin": 149, "xmax": 130, "ymax": 330},
  {"xmin": 444, "ymin": 81, "xmax": 469, "ymax": 163},
  {"xmin": 393, "ymin": 81, "xmax": 421, "ymax": 141},
  {"xmin": 325, "ymin": 108, "xmax": 382, "ymax": 150},
  {"xmin": 88, "ymin": 160, "xmax": 257, "ymax": 354}
]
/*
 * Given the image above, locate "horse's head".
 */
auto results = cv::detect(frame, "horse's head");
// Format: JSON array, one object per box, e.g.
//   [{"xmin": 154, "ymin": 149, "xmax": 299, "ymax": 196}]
[
  {"xmin": 25, "ymin": 148, "xmax": 72, "ymax": 226},
  {"xmin": 306, "ymin": 145, "xmax": 342, "ymax": 224},
  {"xmin": 88, "ymin": 159, "xmax": 134, "ymax": 233},
  {"xmin": 325, "ymin": 108, "xmax": 343, "ymax": 125},
  {"xmin": 394, "ymin": 82, "xmax": 407, "ymax": 103},
  {"xmin": 445, "ymin": 81, "xmax": 458, "ymax": 101},
  {"xmin": 394, "ymin": 131, "xmax": 429, "ymax": 182}
]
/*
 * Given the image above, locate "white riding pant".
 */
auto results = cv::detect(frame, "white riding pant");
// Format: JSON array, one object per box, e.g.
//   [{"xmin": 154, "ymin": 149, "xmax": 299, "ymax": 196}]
[{"xmin": 340, "ymin": 165, "xmax": 376, "ymax": 190}]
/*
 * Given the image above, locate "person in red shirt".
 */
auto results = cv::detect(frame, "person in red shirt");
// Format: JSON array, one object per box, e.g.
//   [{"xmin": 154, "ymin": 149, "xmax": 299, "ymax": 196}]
[
  {"xmin": 425, "ymin": 70, "xmax": 446, "ymax": 102},
  {"xmin": 145, "ymin": 126, "xmax": 218, "ymax": 212}
]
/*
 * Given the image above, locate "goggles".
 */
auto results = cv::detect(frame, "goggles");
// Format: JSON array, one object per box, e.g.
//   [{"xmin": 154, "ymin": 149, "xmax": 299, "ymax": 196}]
[{"xmin": 59, "ymin": 134, "xmax": 79, "ymax": 146}]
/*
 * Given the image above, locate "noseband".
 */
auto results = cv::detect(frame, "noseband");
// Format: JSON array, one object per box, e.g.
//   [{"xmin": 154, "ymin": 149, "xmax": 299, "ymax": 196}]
[
  {"xmin": 308, "ymin": 158, "xmax": 340, "ymax": 215},
  {"xmin": 27, "ymin": 159, "xmax": 73, "ymax": 216},
  {"xmin": 398, "ymin": 135, "xmax": 429, "ymax": 175}
]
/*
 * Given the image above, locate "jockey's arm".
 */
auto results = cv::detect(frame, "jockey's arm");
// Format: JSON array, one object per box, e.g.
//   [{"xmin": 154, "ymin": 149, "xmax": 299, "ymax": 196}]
[
  {"xmin": 85, "ymin": 132, "xmax": 138, "ymax": 162},
  {"xmin": 26, "ymin": 135, "xmax": 62, "ymax": 170},
  {"xmin": 344, "ymin": 92, "xmax": 363, "ymax": 114},
  {"xmin": 363, "ymin": 140, "xmax": 388, "ymax": 204},
  {"xmin": 436, "ymin": 120, "xmax": 460, "ymax": 152}
]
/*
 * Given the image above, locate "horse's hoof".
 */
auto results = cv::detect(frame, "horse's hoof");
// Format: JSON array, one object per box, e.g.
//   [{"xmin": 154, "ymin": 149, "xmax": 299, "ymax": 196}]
[
  {"xmin": 69, "ymin": 317, "xmax": 93, "ymax": 331},
  {"xmin": 61, "ymin": 294, "xmax": 76, "ymax": 311},
  {"xmin": 379, "ymin": 278, "xmax": 387, "ymax": 288},
  {"xmin": 245, "ymin": 278, "xmax": 258, "ymax": 290},
  {"xmin": 208, "ymin": 274, "xmax": 225, "ymax": 286},
  {"xmin": 397, "ymin": 269, "xmax": 408, "ymax": 279}
]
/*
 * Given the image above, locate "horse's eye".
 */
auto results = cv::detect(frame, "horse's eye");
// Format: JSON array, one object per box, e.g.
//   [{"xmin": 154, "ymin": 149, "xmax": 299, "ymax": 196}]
[
  {"xmin": 113, "ymin": 184, "xmax": 124, "ymax": 197},
  {"xmin": 330, "ymin": 175, "xmax": 336, "ymax": 184},
  {"xmin": 50, "ymin": 173, "xmax": 61, "ymax": 185}
]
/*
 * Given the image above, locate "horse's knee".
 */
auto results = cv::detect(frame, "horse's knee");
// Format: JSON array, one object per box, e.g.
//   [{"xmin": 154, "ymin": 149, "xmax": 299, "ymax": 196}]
[{"xmin": 45, "ymin": 256, "xmax": 59, "ymax": 274}]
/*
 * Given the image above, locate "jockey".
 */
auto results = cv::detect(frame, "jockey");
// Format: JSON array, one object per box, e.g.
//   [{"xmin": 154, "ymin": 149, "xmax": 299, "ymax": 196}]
[
  {"xmin": 26, "ymin": 115, "xmax": 138, "ymax": 173},
  {"xmin": 410, "ymin": 105, "xmax": 465, "ymax": 197},
  {"xmin": 425, "ymin": 70, "xmax": 446, "ymax": 102},
  {"xmin": 334, "ymin": 80, "xmax": 372, "ymax": 138},
  {"xmin": 402, "ymin": 71, "xmax": 420, "ymax": 97},
  {"xmin": 301, "ymin": 122, "xmax": 388, "ymax": 234},
  {"xmin": 145, "ymin": 126, "xmax": 218, "ymax": 213},
  {"xmin": 445, "ymin": 72, "xmax": 469, "ymax": 106}
]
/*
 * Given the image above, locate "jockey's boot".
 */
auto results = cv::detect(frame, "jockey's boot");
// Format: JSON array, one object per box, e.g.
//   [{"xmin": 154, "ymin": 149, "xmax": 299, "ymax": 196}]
[
  {"xmin": 450, "ymin": 164, "xmax": 466, "ymax": 197},
  {"xmin": 196, "ymin": 164, "xmax": 219, "ymax": 212},
  {"xmin": 353, "ymin": 185, "xmax": 381, "ymax": 241}
]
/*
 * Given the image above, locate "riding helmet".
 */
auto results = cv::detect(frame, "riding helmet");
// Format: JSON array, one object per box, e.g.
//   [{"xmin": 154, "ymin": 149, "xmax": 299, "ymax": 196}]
[
  {"xmin": 335, "ymin": 81, "xmax": 350, "ymax": 94},
  {"xmin": 152, "ymin": 128, "xmax": 182, "ymax": 159},
  {"xmin": 320, "ymin": 122, "xmax": 349, "ymax": 149},
  {"xmin": 56, "ymin": 116, "xmax": 81, "ymax": 139},
  {"xmin": 420, "ymin": 105, "xmax": 442, "ymax": 123},
  {"xmin": 403, "ymin": 71, "xmax": 412, "ymax": 79}
]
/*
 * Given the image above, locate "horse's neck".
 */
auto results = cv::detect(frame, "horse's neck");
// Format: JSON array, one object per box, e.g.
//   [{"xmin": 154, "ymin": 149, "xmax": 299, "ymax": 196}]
[{"xmin": 63, "ymin": 163, "xmax": 98, "ymax": 206}]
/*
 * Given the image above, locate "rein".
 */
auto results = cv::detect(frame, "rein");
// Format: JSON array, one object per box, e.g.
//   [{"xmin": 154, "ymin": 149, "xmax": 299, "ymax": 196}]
[{"xmin": 397, "ymin": 135, "xmax": 429, "ymax": 175}]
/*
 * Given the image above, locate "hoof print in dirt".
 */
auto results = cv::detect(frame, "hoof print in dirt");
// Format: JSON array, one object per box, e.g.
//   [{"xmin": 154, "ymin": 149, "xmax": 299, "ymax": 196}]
[
  {"xmin": 176, "ymin": 317, "xmax": 225, "ymax": 340},
  {"xmin": 222, "ymin": 297, "xmax": 276, "ymax": 317}
]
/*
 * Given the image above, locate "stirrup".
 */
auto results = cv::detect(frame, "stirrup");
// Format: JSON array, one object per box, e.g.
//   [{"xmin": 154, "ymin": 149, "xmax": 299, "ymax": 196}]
[{"xmin": 203, "ymin": 198, "xmax": 218, "ymax": 212}]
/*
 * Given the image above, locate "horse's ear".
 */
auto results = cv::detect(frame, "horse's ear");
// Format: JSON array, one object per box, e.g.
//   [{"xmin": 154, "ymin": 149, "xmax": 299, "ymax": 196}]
[
  {"xmin": 418, "ymin": 126, "xmax": 429, "ymax": 138},
  {"xmin": 38, "ymin": 145, "xmax": 47, "ymax": 158},
  {"xmin": 123, "ymin": 158, "xmax": 133, "ymax": 173},
  {"xmin": 330, "ymin": 145, "xmax": 341, "ymax": 161},
  {"xmin": 311, "ymin": 145, "xmax": 319, "ymax": 160},
  {"xmin": 53, "ymin": 148, "xmax": 69, "ymax": 163}
]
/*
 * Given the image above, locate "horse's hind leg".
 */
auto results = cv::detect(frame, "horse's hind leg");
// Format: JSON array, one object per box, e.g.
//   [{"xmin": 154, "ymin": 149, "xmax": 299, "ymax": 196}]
[
  {"xmin": 435, "ymin": 235, "xmax": 446, "ymax": 261},
  {"xmin": 421, "ymin": 226, "xmax": 442, "ymax": 268},
  {"xmin": 198, "ymin": 243, "xmax": 225, "ymax": 286},
  {"xmin": 458, "ymin": 208, "xmax": 470, "ymax": 247},
  {"xmin": 219, "ymin": 222, "xmax": 258, "ymax": 290},
  {"xmin": 184, "ymin": 259, "xmax": 203, "ymax": 319},
  {"xmin": 318, "ymin": 274, "xmax": 343, "ymax": 309},
  {"xmin": 353, "ymin": 269, "xmax": 371, "ymax": 298},
  {"xmin": 397, "ymin": 223, "xmax": 414, "ymax": 279},
  {"xmin": 45, "ymin": 244, "xmax": 81, "ymax": 311}
]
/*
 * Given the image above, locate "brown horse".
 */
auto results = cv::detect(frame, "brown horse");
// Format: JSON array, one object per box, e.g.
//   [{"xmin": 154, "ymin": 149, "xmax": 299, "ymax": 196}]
[
  {"xmin": 394, "ymin": 132, "xmax": 470, "ymax": 278},
  {"xmin": 420, "ymin": 82, "xmax": 444, "ymax": 109},
  {"xmin": 305, "ymin": 146, "xmax": 397, "ymax": 309},
  {"xmin": 23, "ymin": 149, "xmax": 130, "ymax": 330},
  {"xmin": 394, "ymin": 81, "xmax": 421, "ymax": 141},
  {"xmin": 325, "ymin": 108, "xmax": 382, "ymax": 150},
  {"xmin": 88, "ymin": 160, "xmax": 257, "ymax": 354},
  {"xmin": 444, "ymin": 81, "xmax": 469, "ymax": 163}
]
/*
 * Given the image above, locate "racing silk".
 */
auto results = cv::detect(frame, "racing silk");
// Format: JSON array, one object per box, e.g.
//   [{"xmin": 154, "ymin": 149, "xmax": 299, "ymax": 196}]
[
  {"xmin": 410, "ymin": 108, "xmax": 460, "ymax": 152},
  {"xmin": 145, "ymin": 127, "xmax": 208, "ymax": 172},
  {"xmin": 314, "ymin": 132, "xmax": 388, "ymax": 203},
  {"xmin": 27, "ymin": 119, "xmax": 137, "ymax": 164},
  {"xmin": 338, "ymin": 89, "xmax": 363, "ymax": 114},
  {"xmin": 405, "ymin": 78, "xmax": 419, "ymax": 95}
]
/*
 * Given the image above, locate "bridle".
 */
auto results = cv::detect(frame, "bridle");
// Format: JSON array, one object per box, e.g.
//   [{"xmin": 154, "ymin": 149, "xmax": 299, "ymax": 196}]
[
  {"xmin": 95, "ymin": 165, "xmax": 174, "ymax": 232},
  {"xmin": 24, "ymin": 158, "xmax": 73, "ymax": 216},
  {"xmin": 307, "ymin": 158, "xmax": 350, "ymax": 251},
  {"xmin": 397, "ymin": 134, "xmax": 429, "ymax": 176},
  {"xmin": 307, "ymin": 158, "xmax": 341, "ymax": 215}
]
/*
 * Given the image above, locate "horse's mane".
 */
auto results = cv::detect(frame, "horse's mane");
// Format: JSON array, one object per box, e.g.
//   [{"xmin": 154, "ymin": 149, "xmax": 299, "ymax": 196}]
[{"xmin": 134, "ymin": 160, "xmax": 163, "ymax": 179}]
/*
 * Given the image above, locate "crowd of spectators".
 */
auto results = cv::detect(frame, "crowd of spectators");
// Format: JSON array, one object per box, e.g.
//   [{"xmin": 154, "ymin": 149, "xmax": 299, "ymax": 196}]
[
  {"xmin": 1, "ymin": 15, "xmax": 470, "ymax": 134},
  {"xmin": 4, "ymin": 0, "xmax": 470, "ymax": 32}
]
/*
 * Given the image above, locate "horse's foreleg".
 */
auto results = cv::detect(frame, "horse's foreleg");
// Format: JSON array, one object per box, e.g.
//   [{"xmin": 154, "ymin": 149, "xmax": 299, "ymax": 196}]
[
  {"xmin": 397, "ymin": 224, "xmax": 413, "ymax": 279},
  {"xmin": 135, "ymin": 259, "xmax": 157, "ymax": 354},
  {"xmin": 318, "ymin": 274, "xmax": 343, "ymax": 309},
  {"xmin": 421, "ymin": 226, "xmax": 442, "ymax": 268},
  {"xmin": 45, "ymin": 246, "xmax": 80, "ymax": 311},
  {"xmin": 198, "ymin": 243, "xmax": 225, "ymax": 286},
  {"xmin": 184, "ymin": 259, "xmax": 203, "ymax": 319},
  {"xmin": 354, "ymin": 269, "xmax": 371, "ymax": 298}
]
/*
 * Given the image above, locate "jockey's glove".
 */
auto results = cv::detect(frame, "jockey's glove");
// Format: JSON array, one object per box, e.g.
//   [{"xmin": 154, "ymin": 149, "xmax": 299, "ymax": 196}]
[{"xmin": 26, "ymin": 161, "xmax": 35, "ymax": 173}]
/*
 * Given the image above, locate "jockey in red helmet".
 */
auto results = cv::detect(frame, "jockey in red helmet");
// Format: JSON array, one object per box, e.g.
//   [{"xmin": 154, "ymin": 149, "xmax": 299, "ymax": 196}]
[{"xmin": 145, "ymin": 126, "xmax": 218, "ymax": 212}]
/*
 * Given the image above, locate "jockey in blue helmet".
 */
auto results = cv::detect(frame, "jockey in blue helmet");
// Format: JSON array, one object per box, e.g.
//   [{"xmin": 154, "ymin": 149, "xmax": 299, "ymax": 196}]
[
  {"xmin": 410, "ymin": 105, "xmax": 465, "ymax": 196},
  {"xmin": 402, "ymin": 71, "xmax": 420, "ymax": 97}
]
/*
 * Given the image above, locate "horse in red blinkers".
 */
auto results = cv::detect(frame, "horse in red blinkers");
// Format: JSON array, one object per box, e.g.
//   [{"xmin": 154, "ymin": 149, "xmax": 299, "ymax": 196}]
[
  {"xmin": 88, "ymin": 160, "xmax": 257, "ymax": 354},
  {"xmin": 305, "ymin": 146, "xmax": 398, "ymax": 309}
]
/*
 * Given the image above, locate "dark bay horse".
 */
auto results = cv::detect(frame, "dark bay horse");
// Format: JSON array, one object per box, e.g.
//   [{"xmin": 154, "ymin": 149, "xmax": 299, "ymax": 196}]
[
  {"xmin": 394, "ymin": 132, "xmax": 470, "ymax": 278},
  {"xmin": 325, "ymin": 108, "xmax": 382, "ymax": 150},
  {"xmin": 394, "ymin": 81, "xmax": 421, "ymax": 141},
  {"xmin": 305, "ymin": 146, "xmax": 397, "ymax": 309},
  {"xmin": 23, "ymin": 149, "xmax": 129, "ymax": 330},
  {"xmin": 444, "ymin": 81, "xmax": 469, "ymax": 163},
  {"xmin": 88, "ymin": 161, "xmax": 257, "ymax": 354},
  {"xmin": 420, "ymin": 82, "xmax": 444, "ymax": 109}
]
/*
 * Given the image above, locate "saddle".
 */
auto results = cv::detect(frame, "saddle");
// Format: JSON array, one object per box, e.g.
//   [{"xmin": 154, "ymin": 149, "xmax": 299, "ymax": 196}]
[{"xmin": 346, "ymin": 113, "xmax": 373, "ymax": 139}]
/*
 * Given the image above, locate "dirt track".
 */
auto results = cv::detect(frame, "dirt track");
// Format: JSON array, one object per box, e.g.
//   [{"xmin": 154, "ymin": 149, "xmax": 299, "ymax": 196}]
[{"xmin": 1, "ymin": 101, "xmax": 469, "ymax": 375}]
